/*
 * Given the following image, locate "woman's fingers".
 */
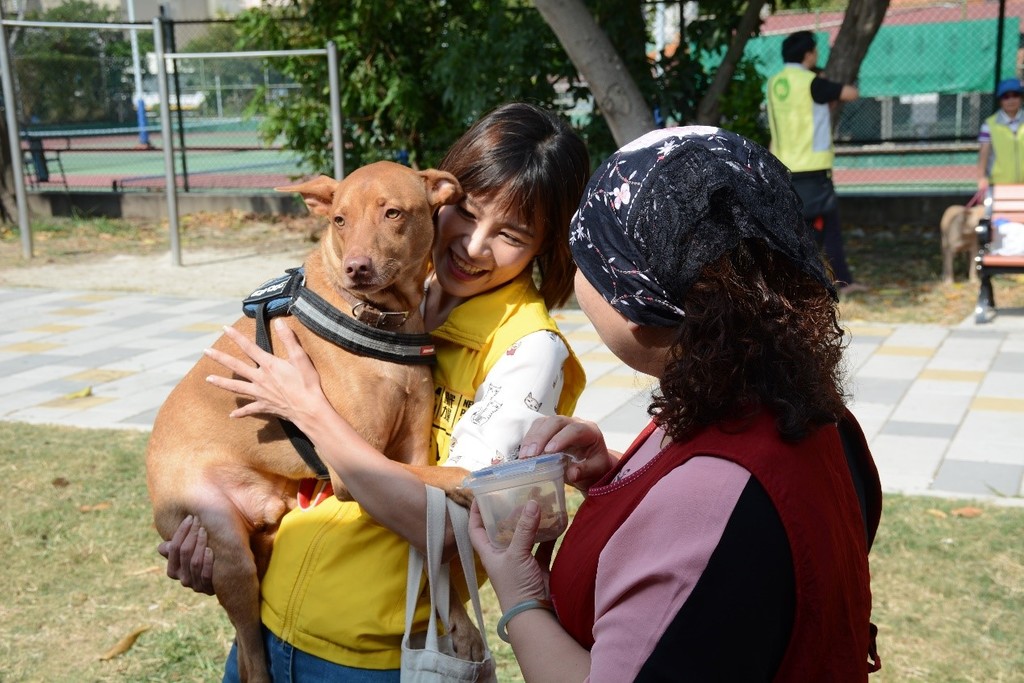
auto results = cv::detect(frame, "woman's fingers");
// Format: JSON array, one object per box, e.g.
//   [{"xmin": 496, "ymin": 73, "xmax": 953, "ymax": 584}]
[
  {"xmin": 191, "ymin": 526, "xmax": 215, "ymax": 595},
  {"xmin": 518, "ymin": 416, "xmax": 573, "ymax": 459},
  {"xmin": 509, "ymin": 499, "xmax": 541, "ymax": 552},
  {"xmin": 520, "ymin": 416, "xmax": 603, "ymax": 460},
  {"xmin": 221, "ymin": 324, "xmax": 273, "ymax": 365},
  {"xmin": 204, "ymin": 373, "xmax": 265, "ymax": 402},
  {"xmin": 204, "ymin": 346, "xmax": 258, "ymax": 382},
  {"xmin": 160, "ymin": 514, "xmax": 194, "ymax": 577}
]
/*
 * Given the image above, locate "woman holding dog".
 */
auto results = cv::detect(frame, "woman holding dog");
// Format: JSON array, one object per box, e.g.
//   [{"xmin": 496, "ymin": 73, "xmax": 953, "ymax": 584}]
[
  {"xmin": 468, "ymin": 127, "xmax": 883, "ymax": 681},
  {"xmin": 160, "ymin": 102, "xmax": 590, "ymax": 681}
]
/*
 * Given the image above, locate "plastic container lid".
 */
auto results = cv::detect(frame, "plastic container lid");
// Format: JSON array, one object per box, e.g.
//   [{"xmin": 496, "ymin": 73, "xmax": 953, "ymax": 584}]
[{"xmin": 461, "ymin": 453, "xmax": 567, "ymax": 494}]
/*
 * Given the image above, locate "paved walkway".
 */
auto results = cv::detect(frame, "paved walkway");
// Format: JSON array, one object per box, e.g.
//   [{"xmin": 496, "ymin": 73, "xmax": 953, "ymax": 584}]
[{"xmin": 2, "ymin": 285, "xmax": 1023, "ymax": 503}]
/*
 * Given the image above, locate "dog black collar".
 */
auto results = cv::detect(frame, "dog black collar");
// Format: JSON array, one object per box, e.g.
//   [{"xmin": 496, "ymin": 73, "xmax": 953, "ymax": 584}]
[{"xmin": 290, "ymin": 286, "xmax": 436, "ymax": 366}]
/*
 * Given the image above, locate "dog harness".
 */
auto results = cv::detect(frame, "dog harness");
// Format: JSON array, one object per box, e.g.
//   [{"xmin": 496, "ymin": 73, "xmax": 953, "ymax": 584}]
[
  {"xmin": 241, "ymin": 267, "xmax": 437, "ymax": 480},
  {"xmin": 242, "ymin": 267, "xmax": 436, "ymax": 364}
]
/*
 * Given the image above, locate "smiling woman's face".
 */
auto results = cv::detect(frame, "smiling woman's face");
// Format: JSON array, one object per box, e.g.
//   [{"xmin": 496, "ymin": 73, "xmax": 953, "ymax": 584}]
[{"xmin": 431, "ymin": 193, "xmax": 543, "ymax": 300}]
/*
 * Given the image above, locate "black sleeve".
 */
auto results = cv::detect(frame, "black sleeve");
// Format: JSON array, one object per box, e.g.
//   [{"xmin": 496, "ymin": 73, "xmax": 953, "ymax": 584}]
[
  {"xmin": 810, "ymin": 76, "xmax": 844, "ymax": 105},
  {"xmin": 636, "ymin": 477, "xmax": 794, "ymax": 682}
]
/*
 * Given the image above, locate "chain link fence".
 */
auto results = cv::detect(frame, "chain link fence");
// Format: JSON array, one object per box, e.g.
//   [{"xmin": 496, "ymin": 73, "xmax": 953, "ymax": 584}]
[
  {"xmin": 5, "ymin": 17, "xmax": 312, "ymax": 193},
  {"xmin": 754, "ymin": 0, "xmax": 1018, "ymax": 193}
]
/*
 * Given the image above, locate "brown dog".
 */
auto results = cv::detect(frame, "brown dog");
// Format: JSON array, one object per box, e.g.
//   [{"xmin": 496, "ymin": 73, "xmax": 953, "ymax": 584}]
[
  {"xmin": 146, "ymin": 161, "xmax": 476, "ymax": 682},
  {"xmin": 940, "ymin": 204, "xmax": 985, "ymax": 283}
]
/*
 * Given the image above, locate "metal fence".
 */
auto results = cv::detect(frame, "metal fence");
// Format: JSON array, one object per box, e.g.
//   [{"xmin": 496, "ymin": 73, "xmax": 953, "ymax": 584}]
[
  {"xmin": 1, "ymin": 15, "xmax": 342, "ymax": 263},
  {"xmin": 2, "ymin": 16, "xmax": 331, "ymax": 195}
]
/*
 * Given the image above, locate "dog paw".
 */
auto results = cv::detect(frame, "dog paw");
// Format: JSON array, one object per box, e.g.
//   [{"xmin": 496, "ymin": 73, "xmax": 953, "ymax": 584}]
[
  {"xmin": 448, "ymin": 486, "xmax": 475, "ymax": 509},
  {"xmin": 449, "ymin": 615, "xmax": 486, "ymax": 662}
]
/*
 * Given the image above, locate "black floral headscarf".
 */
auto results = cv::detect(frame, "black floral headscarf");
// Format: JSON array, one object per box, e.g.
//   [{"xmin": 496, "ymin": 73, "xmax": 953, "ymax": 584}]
[{"xmin": 569, "ymin": 126, "xmax": 837, "ymax": 327}]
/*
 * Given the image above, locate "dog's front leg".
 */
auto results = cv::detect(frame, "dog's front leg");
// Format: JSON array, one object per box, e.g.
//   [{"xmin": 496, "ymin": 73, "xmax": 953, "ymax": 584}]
[{"xmin": 407, "ymin": 464, "xmax": 474, "ymax": 508}]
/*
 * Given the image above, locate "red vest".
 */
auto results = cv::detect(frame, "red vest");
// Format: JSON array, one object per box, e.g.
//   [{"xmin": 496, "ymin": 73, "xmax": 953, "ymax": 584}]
[{"xmin": 549, "ymin": 410, "xmax": 881, "ymax": 680}]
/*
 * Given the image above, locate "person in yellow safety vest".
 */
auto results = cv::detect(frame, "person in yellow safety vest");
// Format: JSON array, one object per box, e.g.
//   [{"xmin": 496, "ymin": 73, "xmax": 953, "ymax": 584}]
[
  {"xmin": 978, "ymin": 78, "xmax": 1024, "ymax": 193},
  {"xmin": 767, "ymin": 30, "xmax": 864, "ymax": 295}
]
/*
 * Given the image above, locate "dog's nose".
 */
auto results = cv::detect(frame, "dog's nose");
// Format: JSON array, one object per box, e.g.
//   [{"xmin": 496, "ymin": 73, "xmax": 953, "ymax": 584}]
[{"xmin": 345, "ymin": 256, "xmax": 373, "ymax": 281}]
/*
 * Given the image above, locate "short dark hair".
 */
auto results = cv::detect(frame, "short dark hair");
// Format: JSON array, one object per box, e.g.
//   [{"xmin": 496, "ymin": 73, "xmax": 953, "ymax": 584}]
[
  {"xmin": 438, "ymin": 103, "xmax": 590, "ymax": 309},
  {"xmin": 782, "ymin": 31, "xmax": 817, "ymax": 63}
]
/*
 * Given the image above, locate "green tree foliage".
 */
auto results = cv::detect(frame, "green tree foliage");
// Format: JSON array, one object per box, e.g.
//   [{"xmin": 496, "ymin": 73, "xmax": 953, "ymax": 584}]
[
  {"xmin": 232, "ymin": 0, "xmax": 776, "ymax": 174},
  {"xmin": 718, "ymin": 58, "xmax": 769, "ymax": 146},
  {"xmin": 653, "ymin": 0, "xmax": 771, "ymax": 145},
  {"xmin": 12, "ymin": 0, "xmax": 136, "ymax": 125},
  {"xmin": 235, "ymin": 0, "xmax": 578, "ymax": 174}
]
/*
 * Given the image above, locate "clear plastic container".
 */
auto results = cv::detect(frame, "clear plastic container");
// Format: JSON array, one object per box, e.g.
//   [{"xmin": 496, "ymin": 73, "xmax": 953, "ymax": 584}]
[{"xmin": 462, "ymin": 453, "xmax": 569, "ymax": 547}]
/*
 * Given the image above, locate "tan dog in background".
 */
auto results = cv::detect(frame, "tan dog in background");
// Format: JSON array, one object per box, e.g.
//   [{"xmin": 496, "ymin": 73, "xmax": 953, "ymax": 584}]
[
  {"xmin": 940, "ymin": 204, "xmax": 985, "ymax": 283},
  {"xmin": 146, "ymin": 162, "xmax": 475, "ymax": 682}
]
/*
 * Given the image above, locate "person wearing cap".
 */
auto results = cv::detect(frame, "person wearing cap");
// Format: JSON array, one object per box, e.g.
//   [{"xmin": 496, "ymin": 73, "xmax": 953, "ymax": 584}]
[
  {"xmin": 978, "ymin": 77, "xmax": 1024, "ymax": 192},
  {"xmin": 767, "ymin": 30, "xmax": 864, "ymax": 294},
  {"xmin": 470, "ymin": 126, "xmax": 882, "ymax": 681}
]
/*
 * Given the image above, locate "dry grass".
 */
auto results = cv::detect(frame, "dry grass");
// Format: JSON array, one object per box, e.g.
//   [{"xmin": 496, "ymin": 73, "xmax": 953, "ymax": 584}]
[
  {"xmin": 0, "ymin": 211, "xmax": 321, "ymax": 271},
  {"xmin": 838, "ymin": 223, "xmax": 1024, "ymax": 325},
  {"xmin": 869, "ymin": 496, "xmax": 1024, "ymax": 682},
  {"xmin": 2, "ymin": 422, "xmax": 1022, "ymax": 682}
]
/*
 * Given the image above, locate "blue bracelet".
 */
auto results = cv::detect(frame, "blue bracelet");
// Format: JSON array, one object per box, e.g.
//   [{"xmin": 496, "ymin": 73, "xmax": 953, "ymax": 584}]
[{"xmin": 496, "ymin": 598, "xmax": 554, "ymax": 643}]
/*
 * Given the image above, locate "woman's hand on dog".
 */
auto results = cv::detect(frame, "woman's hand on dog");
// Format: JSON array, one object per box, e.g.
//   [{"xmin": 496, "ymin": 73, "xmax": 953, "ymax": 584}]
[
  {"xmin": 158, "ymin": 515, "xmax": 215, "ymax": 595},
  {"xmin": 204, "ymin": 319, "xmax": 329, "ymax": 431}
]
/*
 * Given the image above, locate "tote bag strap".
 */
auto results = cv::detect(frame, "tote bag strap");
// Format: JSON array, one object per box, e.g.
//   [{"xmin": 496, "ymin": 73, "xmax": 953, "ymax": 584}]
[
  {"xmin": 404, "ymin": 485, "xmax": 451, "ymax": 649},
  {"xmin": 446, "ymin": 497, "xmax": 493, "ymax": 655}
]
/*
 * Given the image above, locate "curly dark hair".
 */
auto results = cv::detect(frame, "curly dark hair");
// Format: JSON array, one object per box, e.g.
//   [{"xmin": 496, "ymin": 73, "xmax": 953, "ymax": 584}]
[{"xmin": 649, "ymin": 238, "xmax": 847, "ymax": 443}]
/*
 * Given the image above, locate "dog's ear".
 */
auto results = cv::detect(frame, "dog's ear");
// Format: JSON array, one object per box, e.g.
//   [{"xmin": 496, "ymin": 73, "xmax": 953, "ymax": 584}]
[
  {"xmin": 275, "ymin": 175, "xmax": 338, "ymax": 218},
  {"xmin": 419, "ymin": 169, "xmax": 463, "ymax": 211}
]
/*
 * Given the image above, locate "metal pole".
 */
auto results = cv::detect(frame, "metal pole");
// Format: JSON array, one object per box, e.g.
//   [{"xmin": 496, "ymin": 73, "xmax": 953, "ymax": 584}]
[
  {"xmin": 153, "ymin": 16, "xmax": 181, "ymax": 266},
  {"xmin": 127, "ymin": 0, "xmax": 150, "ymax": 147},
  {"xmin": 162, "ymin": 8, "xmax": 189, "ymax": 192},
  {"xmin": 0, "ymin": 14, "xmax": 31, "ymax": 259},
  {"xmin": 328, "ymin": 41, "xmax": 343, "ymax": 179},
  {"xmin": 994, "ymin": 0, "xmax": 1006, "ymax": 97}
]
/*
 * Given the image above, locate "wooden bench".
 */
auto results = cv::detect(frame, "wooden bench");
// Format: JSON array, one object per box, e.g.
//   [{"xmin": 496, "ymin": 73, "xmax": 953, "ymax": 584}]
[{"xmin": 974, "ymin": 184, "xmax": 1024, "ymax": 323}]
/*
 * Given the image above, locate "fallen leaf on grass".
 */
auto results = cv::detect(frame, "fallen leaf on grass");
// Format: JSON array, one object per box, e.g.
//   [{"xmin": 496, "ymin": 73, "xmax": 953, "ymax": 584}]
[
  {"xmin": 79, "ymin": 502, "xmax": 112, "ymax": 512},
  {"xmin": 951, "ymin": 506, "xmax": 984, "ymax": 518},
  {"xmin": 64, "ymin": 386, "xmax": 93, "ymax": 399},
  {"xmin": 98, "ymin": 625, "xmax": 150, "ymax": 661},
  {"xmin": 128, "ymin": 566, "xmax": 163, "ymax": 576},
  {"xmin": 925, "ymin": 508, "xmax": 948, "ymax": 519}
]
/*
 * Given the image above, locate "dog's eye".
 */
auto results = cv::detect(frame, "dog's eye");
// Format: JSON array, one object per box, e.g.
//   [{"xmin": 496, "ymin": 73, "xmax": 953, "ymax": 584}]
[
  {"xmin": 333, "ymin": 215, "xmax": 345, "ymax": 227},
  {"xmin": 385, "ymin": 208, "xmax": 401, "ymax": 220}
]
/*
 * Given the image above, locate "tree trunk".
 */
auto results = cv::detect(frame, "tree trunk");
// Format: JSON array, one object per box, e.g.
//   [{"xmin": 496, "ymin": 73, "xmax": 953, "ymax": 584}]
[
  {"xmin": 0, "ymin": 113, "xmax": 12, "ymax": 224},
  {"xmin": 533, "ymin": 0, "xmax": 655, "ymax": 147},
  {"xmin": 695, "ymin": 0, "xmax": 767, "ymax": 126},
  {"xmin": 1, "ymin": 2, "xmax": 21, "ymax": 223},
  {"xmin": 824, "ymin": 0, "xmax": 891, "ymax": 84}
]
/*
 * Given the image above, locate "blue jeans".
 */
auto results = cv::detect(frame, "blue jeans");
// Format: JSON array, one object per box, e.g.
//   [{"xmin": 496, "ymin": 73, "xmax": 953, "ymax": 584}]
[{"xmin": 222, "ymin": 626, "xmax": 400, "ymax": 683}]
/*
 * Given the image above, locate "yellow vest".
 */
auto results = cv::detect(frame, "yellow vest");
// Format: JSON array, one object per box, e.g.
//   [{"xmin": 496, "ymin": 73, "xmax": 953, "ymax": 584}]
[
  {"xmin": 429, "ymin": 270, "xmax": 585, "ymax": 462},
  {"xmin": 259, "ymin": 270, "xmax": 587, "ymax": 669},
  {"xmin": 767, "ymin": 65, "xmax": 835, "ymax": 172},
  {"xmin": 987, "ymin": 113, "xmax": 1024, "ymax": 184}
]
